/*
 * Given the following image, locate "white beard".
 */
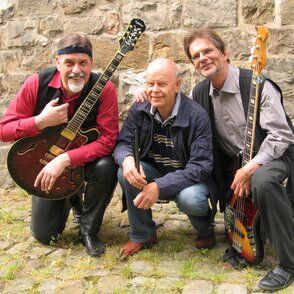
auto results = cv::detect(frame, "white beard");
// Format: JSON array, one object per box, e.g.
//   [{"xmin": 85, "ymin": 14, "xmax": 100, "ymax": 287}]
[{"xmin": 68, "ymin": 81, "xmax": 84, "ymax": 93}]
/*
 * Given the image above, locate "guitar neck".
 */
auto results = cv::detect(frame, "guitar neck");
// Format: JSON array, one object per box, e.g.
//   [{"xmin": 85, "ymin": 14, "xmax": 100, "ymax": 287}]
[
  {"xmin": 242, "ymin": 75, "xmax": 261, "ymax": 166},
  {"xmin": 56, "ymin": 18, "xmax": 146, "ymax": 142},
  {"xmin": 65, "ymin": 51, "xmax": 124, "ymax": 135}
]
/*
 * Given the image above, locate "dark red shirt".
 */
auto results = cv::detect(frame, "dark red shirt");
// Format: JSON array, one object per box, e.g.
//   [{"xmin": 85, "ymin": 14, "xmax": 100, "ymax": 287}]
[{"xmin": 0, "ymin": 70, "xmax": 119, "ymax": 166}]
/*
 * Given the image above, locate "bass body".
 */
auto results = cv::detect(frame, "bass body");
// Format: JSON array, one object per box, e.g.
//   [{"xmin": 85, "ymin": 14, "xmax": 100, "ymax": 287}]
[
  {"xmin": 224, "ymin": 153, "xmax": 264, "ymax": 265},
  {"xmin": 7, "ymin": 125, "xmax": 99, "ymax": 200}
]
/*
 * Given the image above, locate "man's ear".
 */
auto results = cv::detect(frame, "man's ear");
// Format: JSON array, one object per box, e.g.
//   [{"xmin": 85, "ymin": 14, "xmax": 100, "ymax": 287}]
[
  {"xmin": 175, "ymin": 78, "xmax": 181, "ymax": 92},
  {"xmin": 223, "ymin": 48, "xmax": 229, "ymax": 62},
  {"xmin": 55, "ymin": 56, "xmax": 60, "ymax": 71}
]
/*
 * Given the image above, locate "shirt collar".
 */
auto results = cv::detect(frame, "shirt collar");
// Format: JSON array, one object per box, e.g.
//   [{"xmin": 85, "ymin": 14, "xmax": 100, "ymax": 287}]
[
  {"xmin": 48, "ymin": 70, "xmax": 62, "ymax": 89},
  {"xmin": 48, "ymin": 69, "xmax": 80, "ymax": 102},
  {"xmin": 209, "ymin": 64, "xmax": 239, "ymax": 97},
  {"xmin": 150, "ymin": 91, "xmax": 182, "ymax": 124}
]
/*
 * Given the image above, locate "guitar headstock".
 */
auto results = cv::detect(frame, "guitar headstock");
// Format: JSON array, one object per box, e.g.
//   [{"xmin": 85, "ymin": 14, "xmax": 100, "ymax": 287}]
[
  {"xmin": 119, "ymin": 18, "xmax": 146, "ymax": 55},
  {"xmin": 249, "ymin": 26, "xmax": 269, "ymax": 76}
]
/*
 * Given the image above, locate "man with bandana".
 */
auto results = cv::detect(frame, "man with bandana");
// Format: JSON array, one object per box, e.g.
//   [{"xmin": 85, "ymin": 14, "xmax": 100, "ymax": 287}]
[{"xmin": 0, "ymin": 33, "xmax": 119, "ymax": 257}]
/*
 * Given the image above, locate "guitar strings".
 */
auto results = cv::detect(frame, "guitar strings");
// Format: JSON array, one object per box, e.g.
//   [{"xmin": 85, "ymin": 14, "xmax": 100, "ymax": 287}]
[{"xmin": 233, "ymin": 195, "xmax": 246, "ymax": 246}]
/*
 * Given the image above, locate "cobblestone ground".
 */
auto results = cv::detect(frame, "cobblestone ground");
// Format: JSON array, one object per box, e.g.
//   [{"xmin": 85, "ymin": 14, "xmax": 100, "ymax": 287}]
[{"xmin": 0, "ymin": 188, "xmax": 293, "ymax": 294}]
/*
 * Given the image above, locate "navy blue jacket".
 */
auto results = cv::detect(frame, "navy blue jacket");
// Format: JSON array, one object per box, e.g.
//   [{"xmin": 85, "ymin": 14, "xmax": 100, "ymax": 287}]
[{"xmin": 114, "ymin": 92, "xmax": 214, "ymax": 199}]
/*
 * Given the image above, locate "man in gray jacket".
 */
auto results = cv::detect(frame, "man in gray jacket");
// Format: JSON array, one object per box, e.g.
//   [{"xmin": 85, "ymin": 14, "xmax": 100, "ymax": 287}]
[{"xmin": 114, "ymin": 58, "xmax": 215, "ymax": 259}]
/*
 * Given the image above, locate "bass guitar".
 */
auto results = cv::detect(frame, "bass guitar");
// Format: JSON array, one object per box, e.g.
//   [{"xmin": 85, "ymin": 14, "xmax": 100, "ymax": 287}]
[
  {"xmin": 7, "ymin": 18, "xmax": 146, "ymax": 200},
  {"xmin": 224, "ymin": 26, "xmax": 268, "ymax": 265}
]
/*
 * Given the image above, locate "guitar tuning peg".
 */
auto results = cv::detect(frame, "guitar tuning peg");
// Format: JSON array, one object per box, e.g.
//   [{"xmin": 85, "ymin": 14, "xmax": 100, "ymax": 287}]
[
  {"xmin": 250, "ymin": 47, "xmax": 255, "ymax": 54},
  {"xmin": 248, "ymin": 55, "xmax": 253, "ymax": 63}
]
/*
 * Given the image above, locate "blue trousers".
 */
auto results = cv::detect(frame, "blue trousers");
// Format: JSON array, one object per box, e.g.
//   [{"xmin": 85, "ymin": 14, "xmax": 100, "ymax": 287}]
[{"xmin": 118, "ymin": 161, "xmax": 212, "ymax": 243}]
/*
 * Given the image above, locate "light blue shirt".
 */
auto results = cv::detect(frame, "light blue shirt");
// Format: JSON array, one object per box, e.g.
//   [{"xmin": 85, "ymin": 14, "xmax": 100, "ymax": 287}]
[{"xmin": 210, "ymin": 64, "xmax": 294, "ymax": 165}]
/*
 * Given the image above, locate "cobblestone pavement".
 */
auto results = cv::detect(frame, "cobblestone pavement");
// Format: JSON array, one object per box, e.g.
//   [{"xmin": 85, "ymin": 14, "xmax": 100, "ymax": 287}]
[{"xmin": 0, "ymin": 188, "xmax": 293, "ymax": 294}]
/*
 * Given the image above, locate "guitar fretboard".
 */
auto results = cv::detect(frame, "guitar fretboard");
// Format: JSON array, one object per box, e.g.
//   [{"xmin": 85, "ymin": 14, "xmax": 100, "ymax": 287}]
[
  {"xmin": 65, "ymin": 52, "xmax": 125, "ymax": 135},
  {"xmin": 242, "ymin": 76, "xmax": 261, "ymax": 166}
]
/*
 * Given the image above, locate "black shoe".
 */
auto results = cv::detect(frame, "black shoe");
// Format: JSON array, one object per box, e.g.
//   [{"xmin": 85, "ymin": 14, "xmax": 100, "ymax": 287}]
[
  {"xmin": 258, "ymin": 265, "xmax": 294, "ymax": 292},
  {"xmin": 80, "ymin": 231, "xmax": 105, "ymax": 257}
]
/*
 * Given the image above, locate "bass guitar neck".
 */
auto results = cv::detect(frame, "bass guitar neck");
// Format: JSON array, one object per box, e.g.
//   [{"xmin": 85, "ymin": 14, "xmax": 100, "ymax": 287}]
[{"xmin": 224, "ymin": 26, "xmax": 268, "ymax": 265}]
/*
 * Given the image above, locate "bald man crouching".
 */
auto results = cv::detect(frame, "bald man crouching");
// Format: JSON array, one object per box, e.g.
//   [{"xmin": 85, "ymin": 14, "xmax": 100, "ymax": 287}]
[{"xmin": 114, "ymin": 58, "xmax": 216, "ymax": 258}]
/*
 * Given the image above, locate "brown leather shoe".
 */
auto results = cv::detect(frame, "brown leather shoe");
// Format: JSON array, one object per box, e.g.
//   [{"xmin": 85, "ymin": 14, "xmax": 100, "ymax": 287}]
[
  {"xmin": 195, "ymin": 232, "xmax": 216, "ymax": 249},
  {"xmin": 120, "ymin": 234, "xmax": 157, "ymax": 259}
]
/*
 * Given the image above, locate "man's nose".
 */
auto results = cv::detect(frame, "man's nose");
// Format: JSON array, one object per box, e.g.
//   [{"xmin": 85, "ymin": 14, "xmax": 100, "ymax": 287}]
[
  {"xmin": 72, "ymin": 64, "xmax": 81, "ymax": 73},
  {"xmin": 199, "ymin": 52, "xmax": 206, "ymax": 60}
]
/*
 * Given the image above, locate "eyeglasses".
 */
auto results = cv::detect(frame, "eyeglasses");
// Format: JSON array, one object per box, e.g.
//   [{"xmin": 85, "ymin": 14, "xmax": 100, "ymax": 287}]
[{"xmin": 191, "ymin": 48, "xmax": 215, "ymax": 62}]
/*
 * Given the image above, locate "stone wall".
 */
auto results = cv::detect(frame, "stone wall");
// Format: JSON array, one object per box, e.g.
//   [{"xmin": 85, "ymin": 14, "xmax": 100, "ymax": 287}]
[{"xmin": 0, "ymin": 0, "xmax": 294, "ymax": 188}]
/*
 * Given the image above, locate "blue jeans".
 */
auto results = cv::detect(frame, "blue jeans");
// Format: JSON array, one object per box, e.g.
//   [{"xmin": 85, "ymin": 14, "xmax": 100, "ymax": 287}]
[{"xmin": 118, "ymin": 161, "xmax": 212, "ymax": 243}]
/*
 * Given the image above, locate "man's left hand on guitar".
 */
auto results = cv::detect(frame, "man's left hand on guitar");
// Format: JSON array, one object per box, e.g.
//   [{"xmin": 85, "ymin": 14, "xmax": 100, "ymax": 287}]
[
  {"xmin": 34, "ymin": 153, "xmax": 71, "ymax": 193},
  {"xmin": 231, "ymin": 161, "xmax": 261, "ymax": 197}
]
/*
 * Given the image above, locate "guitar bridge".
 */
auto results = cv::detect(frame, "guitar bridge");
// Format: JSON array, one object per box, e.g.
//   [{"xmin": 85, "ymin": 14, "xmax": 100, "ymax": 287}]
[
  {"xmin": 39, "ymin": 159, "xmax": 48, "ymax": 166},
  {"xmin": 232, "ymin": 240, "xmax": 242, "ymax": 253}
]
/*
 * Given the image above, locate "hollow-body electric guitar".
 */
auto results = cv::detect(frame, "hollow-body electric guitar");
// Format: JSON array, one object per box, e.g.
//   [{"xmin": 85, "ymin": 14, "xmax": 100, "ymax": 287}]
[
  {"xmin": 7, "ymin": 18, "xmax": 146, "ymax": 200},
  {"xmin": 224, "ymin": 26, "xmax": 268, "ymax": 265}
]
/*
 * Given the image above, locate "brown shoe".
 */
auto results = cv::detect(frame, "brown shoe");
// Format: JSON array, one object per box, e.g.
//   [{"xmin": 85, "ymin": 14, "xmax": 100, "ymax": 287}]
[
  {"xmin": 195, "ymin": 232, "xmax": 216, "ymax": 249},
  {"xmin": 120, "ymin": 234, "xmax": 157, "ymax": 259}
]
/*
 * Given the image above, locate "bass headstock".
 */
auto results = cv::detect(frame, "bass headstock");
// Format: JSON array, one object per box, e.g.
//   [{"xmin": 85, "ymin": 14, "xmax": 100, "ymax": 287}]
[{"xmin": 249, "ymin": 26, "xmax": 269, "ymax": 76}]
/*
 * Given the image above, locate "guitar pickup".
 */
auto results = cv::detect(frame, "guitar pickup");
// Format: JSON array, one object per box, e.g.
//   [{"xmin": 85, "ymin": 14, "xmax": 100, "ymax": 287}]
[
  {"xmin": 50, "ymin": 145, "xmax": 65, "ymax": 156},
  {"xmin": 61, "ymin": 128, "xmax": 76, "ymax": 141}
]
